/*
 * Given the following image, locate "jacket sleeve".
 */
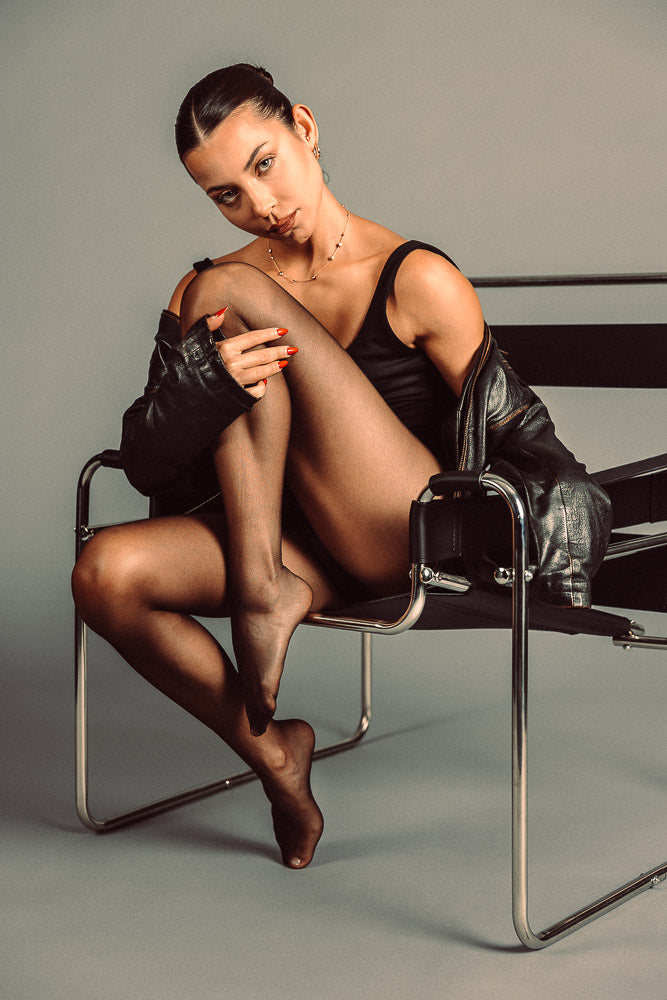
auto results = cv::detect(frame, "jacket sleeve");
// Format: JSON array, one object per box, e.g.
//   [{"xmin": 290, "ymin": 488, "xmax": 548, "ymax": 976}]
[
  {"xmin": 120, "ymin": 310, "xmax": 257, "ymax": 496},
  {"xmin": 455, "ymin": 330, "xmax": 612, "ymax": 607}
]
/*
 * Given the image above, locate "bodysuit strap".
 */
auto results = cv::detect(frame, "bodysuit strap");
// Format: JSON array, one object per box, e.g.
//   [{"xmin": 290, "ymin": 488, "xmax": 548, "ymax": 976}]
[
  {"xmin": 361, "ymin": 240, "xmax": 459, "ymax": 333},
  {"xmin": 193, "ymin": 257, "xmax": 214, "ymax": 273}
]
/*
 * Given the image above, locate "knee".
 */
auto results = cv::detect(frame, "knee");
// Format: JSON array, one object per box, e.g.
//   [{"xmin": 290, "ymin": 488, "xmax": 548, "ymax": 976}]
[
  {"xmin": 180, "ymin": 261, "xmax": 267, "ymax": 334},
  {"xmin": 71, "ymin": 529, "xmax": 146, "ymax": 630}
]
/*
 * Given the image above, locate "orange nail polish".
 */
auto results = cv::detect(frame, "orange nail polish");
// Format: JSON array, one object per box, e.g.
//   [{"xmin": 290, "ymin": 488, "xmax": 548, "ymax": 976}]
[
  {"xmin": 277, "ymin": 328, "xmax": 288, "ymax": 336},
  {"xmin": 278, "ymin": 360, "xmax": 289, "ymax": 369},
  {"xmin": 286, "ymin": 346, "xmax": 298, "ymax": 355},
  {"xmin": 214, "ymin": 307, "xmax": 227, "ymax": 317}
]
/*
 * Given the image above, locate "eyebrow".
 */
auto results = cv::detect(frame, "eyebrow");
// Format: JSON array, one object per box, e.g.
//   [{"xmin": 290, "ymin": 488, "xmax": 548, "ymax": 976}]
[{"xmin": 205, "ymin": 142, "xmax": 269, "ymax": 195}]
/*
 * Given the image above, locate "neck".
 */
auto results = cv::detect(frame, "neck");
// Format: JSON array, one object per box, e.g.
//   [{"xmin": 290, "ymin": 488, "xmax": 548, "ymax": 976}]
[{"xmin": 267, "ymin": 193, "xmax": 351, "ymax": 281}]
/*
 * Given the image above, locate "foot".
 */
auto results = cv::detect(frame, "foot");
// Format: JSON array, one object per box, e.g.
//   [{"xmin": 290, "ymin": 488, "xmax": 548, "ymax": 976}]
[
  {"xmin": 260, "ymin": 719, "xmax": 324, "ymax": 869},
  {"xmin": 231, "ymin": 567, "xmax": 312, "ymax": 735}
]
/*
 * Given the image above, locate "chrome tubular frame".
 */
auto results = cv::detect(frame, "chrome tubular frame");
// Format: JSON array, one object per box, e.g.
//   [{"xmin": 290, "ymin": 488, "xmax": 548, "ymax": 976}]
[
  {"xmin": 306, "ymin": 562, "xmax": 428, "ymax": 634},
  {"xmin": 469, "ymin": 271, "xmax": 666, "ymax": 288},
  {"xmin": 604, "ymin": 531, "xmax": 667, "ymax": 561},
  {"xmin": 74, "ymin": 456, "xmax": 372, "ymax": 833},
  {"xmin": 478, "ymin": 472, "xmax": 667, "ymax": 949},
  {"xmin": 604, "ymin": 533, "xmax": 667, "ymax": 648},
  {"xmin": 75, "ymin": 454, "xmax": 666, "ymax": 946},
  {"xmin": 309, "ymin": 469, "xmax": 667, "ymax": 948}
]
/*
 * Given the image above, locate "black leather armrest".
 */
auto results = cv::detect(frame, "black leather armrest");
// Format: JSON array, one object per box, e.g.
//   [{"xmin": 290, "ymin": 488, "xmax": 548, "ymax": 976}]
[
  {"xmin": 593, "ymin": 454, "xmax": 667, "ymax": 528},
  {"xmin": 92, "ymin": 449, "xmax": 124, "ymax": 470}
]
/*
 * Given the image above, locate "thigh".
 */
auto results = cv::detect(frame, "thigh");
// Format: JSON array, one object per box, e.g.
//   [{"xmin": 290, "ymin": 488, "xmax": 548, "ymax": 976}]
[
  {"xmin": 285, "ymin": 384, "xmax": 441, "ymax": 591},
  {"xmin": 80, "ymin": 512, "xmax": 342, "ymax": 616},
  {"xmin": 180, "ymin": 262, "xmax": 442, "ymax": 591}
]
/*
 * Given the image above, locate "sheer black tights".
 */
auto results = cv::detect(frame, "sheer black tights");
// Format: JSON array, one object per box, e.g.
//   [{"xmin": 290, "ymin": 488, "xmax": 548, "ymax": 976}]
[
  {"xmin": 180, "ymin": 262, "xmax": 441, "ymax": 733},
  {"xmin": 72, "ymin": 262, "xmax": 440, "ymax": 866}
]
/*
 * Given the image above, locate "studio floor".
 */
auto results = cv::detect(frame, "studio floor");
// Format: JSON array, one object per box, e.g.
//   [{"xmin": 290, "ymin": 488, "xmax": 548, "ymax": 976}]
[{"xmin": 2, "ymin": 614, "xmax": 665, "ymax": 999}]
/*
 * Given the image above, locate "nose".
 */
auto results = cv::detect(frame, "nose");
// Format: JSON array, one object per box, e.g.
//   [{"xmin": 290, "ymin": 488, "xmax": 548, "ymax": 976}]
[{"xmin": 247, "ymin": 184, "xmax": 275, "ymax": 219}]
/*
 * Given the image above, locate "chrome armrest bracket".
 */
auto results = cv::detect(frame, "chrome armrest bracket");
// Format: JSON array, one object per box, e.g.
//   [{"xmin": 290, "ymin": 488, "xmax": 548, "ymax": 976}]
[
  {"xmin": 306, "ymin": 562, "xmax": 427, "ymax": 634},
  {"xmin": 419, "ymin": 566, "xmax": 472, "ymax": 593},
  {"xmin": 494, "ymin": 565, "xmax": 536, "ymax": 587}
]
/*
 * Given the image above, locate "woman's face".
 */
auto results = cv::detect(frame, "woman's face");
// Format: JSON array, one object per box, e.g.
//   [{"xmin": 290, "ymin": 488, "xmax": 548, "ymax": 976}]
[{"xmin": 183, "ymin": 103, "xmax": 323, "ymax": 243}]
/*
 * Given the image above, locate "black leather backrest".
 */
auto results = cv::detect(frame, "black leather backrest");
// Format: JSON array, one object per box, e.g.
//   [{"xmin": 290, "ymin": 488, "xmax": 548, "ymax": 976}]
[{"xmin": 492, "ymin": 324, "xmax": 667, "ymax": 388}]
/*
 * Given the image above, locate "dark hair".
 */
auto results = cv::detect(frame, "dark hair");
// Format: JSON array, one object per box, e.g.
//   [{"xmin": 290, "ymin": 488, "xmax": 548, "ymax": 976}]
[{"xmin": 175, "ymin": 63, "xmax": 295, "ymax": 160}]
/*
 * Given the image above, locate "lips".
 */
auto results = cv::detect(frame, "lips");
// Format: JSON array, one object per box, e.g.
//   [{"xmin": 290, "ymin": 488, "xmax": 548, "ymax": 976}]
[{"xmin": 269, "ymin": 211, "xmax": 297, "ymax": 236}]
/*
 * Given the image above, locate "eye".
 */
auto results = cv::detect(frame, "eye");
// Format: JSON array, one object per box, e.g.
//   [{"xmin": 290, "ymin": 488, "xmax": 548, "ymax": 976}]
[
  {"xmin": 214, "ymin": 189, "xmax": 237, "ymax": 207},
  {"xmin": 257, "ymin": 156, "xmax": 274, "ymax": 174}
]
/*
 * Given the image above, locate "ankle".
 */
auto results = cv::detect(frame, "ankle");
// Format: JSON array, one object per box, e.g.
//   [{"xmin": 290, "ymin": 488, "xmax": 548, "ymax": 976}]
[
  {"xmin": 257, "ymin": 743, "xmax": 289, "ymax": 777},
  {"xmin": 233, "ymin": 564, "xmax": 311, "ymax": 612},
  {"xmin": 257, "ymin": 719, "xmax": 314, "ymax": 784},
  {"xmin": 232, "ymin": 567, "xmax": 284, "ymax": 610}
]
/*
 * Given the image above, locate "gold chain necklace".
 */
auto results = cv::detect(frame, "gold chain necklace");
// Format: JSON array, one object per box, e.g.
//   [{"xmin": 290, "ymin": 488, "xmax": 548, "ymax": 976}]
[{"xmin": 267, "ymin": 209, "xmax": 351, "ymax": 283}]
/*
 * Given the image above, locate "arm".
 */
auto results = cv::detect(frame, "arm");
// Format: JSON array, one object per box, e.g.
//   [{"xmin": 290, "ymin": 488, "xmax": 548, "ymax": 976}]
[
  {"xmin": 387, "ymin": 249, "xmax": 485, "ymax": 396},
  {"xmin": 388, "ymin": 250, "xmax": 612, "ymax": 604},
  {"xmin": 119, "ymin": 308, "xmax": 257, "ymax": 496},
  {"xmin": 121, "ymin": 265, "xmax": 294, "ymax": 497}
]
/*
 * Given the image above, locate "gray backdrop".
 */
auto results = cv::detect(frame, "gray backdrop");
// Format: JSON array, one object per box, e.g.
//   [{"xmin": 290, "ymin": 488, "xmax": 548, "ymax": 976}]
[
  {"xmin": 2, "ymin": 0, "xmax": 665, "ymax": 786},
  {"xmin": 1, "ymin": 2, "xmax": 666, "ymax": 996}
]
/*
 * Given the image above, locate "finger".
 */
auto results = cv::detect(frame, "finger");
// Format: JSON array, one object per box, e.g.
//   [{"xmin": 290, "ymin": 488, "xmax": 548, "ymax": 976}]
[
  {"xmin": 244, "ymin": 378, "xmax": 268, "ymax": 400},
  {"xmin": 228, "ymin": 327, "xmax": 289, "ymax": 353},
  {"xmin": 225, "ymin": 345, "xmax": 297, "ymax": 368},
  {"xmin": 206, "ymin": 307, "xmax": 227, "ymax": 338},
  {"xmin": 230, "ymin": 358, "xmax": 290, "ymax": 386}
]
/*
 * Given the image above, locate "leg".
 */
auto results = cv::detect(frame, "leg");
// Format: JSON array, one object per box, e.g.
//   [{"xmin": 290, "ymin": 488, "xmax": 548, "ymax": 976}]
[
  {"xmin": 180, "ymin": 262, "xmax": 442, "ymax": 590},
  {"xmin": 208, "ymin": 359, "xmax": 314, "ymax": 737},
  {"xmin": 180, "ymin": 264, "xmax": 442, "ymax": 727},
  {"xmin": 72, "ymin": 513, "xmax": 331, "ymax": 867}
]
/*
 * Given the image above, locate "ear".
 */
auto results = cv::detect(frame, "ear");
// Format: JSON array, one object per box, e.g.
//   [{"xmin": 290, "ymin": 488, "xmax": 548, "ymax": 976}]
[{"xmin": 291, "ymin": 104, "xmax": 318, "ymax": 144}]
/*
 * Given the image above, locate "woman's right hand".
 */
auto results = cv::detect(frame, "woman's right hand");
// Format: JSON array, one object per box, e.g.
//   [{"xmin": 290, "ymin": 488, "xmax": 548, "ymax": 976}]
[{"xmin": 206, "ymin": 309, "xmax": 296, "ymax": 399}]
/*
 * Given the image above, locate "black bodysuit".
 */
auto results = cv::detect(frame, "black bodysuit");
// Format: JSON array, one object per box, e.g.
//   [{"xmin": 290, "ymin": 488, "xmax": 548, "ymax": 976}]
[
  {"xmin": 121, "ymin": 242, "xmax": 612, "ymax": 605},
  {"xmin": 195, "ymin": 240, "xmax": 457, "ymax": 452},
  {"xmin": 346, "ymin": 240, "xmax": 457, "ymax": 457},
  {"xmin": 193, "ymin": 240, "xmax": 456, "ymax": 597}
]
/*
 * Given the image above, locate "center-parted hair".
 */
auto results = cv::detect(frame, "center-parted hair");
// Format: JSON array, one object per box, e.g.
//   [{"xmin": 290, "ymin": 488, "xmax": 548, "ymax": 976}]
[{"xmin": 175, "ymin": 63, "xmax": 295, "ymax": 160}]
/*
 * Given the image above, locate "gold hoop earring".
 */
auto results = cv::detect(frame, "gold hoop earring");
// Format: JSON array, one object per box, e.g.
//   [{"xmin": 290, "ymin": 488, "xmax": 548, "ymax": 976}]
[{"xmin": 313, "ymin": 142, "xmax": 321, "ymax": 160}]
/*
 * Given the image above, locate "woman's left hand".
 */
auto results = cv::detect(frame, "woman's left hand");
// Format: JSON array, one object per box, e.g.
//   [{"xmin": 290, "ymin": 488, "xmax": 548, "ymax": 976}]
[{"xmin": 206, "ymin": 309, "xmax": 296, "ymax": 400}]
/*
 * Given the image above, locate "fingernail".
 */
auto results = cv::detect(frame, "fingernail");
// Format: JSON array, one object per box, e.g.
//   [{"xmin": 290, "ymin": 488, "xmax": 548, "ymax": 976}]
[
  {"xmin": 291, "ymin": 858, "xmax": 303, "ymax": 867},
  {"xmin": 262, "ymin": 379, "xmax": 268, "ymax": 385},
  {"xmin": 286, "ymin": 346, "xmax": 298, "ymax": 355},
  {"xmin": 277, "ymin": 328, "xmax": 288, "ymax": 336},
  {"xmin": 214, "ymin": 307, "xmax": 227, "ymax": 317},
  {"xmin": 278, "ymin": 360, "xmax": 289, "ymax": 369}
]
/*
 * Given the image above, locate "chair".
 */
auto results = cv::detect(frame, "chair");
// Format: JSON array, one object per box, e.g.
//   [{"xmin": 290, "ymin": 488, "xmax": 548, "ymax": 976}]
[{"xmin": 74, "ymin": 271, "xmax": 667, "ymax": 949}]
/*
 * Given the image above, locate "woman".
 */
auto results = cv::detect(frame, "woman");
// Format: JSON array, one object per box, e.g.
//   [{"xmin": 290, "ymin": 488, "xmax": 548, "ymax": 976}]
[{"xmin": 72, "ymin": 64, "xmax": 611, "ymax": 870}]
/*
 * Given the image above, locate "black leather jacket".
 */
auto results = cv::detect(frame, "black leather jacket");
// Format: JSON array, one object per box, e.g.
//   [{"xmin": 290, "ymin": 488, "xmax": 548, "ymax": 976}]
[
  {"xmin": 120, "ymin": 310, "xmax": 611, "ymax": 607},
  {"xmin": 120, "ymin": 310, "xmax": 256, "ymax": 503},
  {"xmin": 454, "ymin": 324, "xmax": 611, "ymax": 606}
]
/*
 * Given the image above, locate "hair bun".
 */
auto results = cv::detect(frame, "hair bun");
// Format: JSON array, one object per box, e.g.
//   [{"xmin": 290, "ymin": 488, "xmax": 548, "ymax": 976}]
[
  {"xmin": 235, "ymin": 62, "xmax": 274, "ymax": 86},
  {"xmin": 253, "ymin": 66, "xmax": 274, "ymax": 85}
]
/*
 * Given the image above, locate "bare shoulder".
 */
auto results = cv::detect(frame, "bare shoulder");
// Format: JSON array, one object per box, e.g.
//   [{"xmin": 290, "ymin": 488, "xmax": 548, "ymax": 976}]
[
  {"xmin": 391, "ymin": 249, "xmax": 483, "ymax": 345},
  {"xmin": 166, "ymin": 240, "xmax": 261, "ymax": 316},
  {"xmin": 393, "ymin": 249, "xmax": 481, "ymax": 326},
  {"xmin": 389, "ymin": 247, "xmax": 485, "ymax": 395}
]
